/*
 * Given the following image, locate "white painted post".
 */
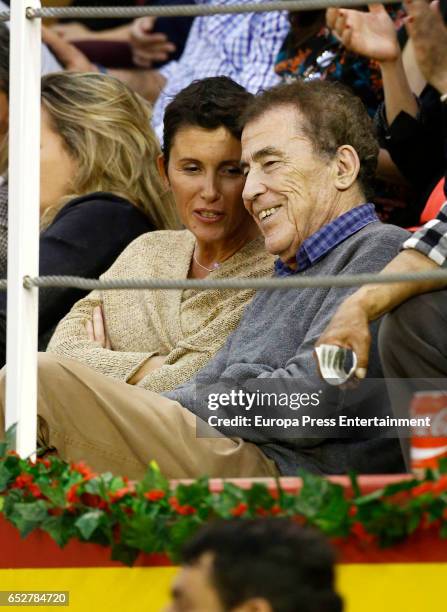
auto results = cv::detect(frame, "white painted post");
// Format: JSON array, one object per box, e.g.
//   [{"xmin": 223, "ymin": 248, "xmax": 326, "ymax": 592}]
[{"xmin": 5, "ymin": 1, "xmax": 41, "ymax": 456}]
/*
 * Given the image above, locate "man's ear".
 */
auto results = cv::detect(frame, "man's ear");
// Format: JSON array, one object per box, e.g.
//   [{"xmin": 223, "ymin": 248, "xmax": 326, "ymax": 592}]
[
  {"xmin": 157, "ymin": 153, "xmax": 170, "ymax": 188},
  {"xmin": 234, "ymin": 598, "xmax": 273, "ymax": 612},
  {"xmin": 333, "ymin": 145, "xmax": 360, "ymax": 191}
]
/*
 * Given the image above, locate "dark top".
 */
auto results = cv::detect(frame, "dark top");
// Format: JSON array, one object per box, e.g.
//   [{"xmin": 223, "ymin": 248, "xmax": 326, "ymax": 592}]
[
  {"xmin": 0, "ymin": 192, "xmax": 154, "ymax": 366},
  {"xmin": 375, "ymin": 86, "xmax": 447, "ymax": 225}
]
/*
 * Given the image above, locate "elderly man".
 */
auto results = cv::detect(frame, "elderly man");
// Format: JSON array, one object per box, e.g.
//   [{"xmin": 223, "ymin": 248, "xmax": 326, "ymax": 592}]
[{"xmin": 1, "ymin": 80, "xmax": 408, "ymax": 478}]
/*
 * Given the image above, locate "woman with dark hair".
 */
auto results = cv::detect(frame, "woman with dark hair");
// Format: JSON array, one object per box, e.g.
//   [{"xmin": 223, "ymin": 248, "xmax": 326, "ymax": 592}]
[{"xmin": 47, "ymin": 76, "xmax": 272, "ymax": 394}]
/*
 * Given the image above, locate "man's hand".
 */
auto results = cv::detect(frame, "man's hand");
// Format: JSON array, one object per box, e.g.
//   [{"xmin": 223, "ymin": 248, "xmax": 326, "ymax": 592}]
[
  {"xmin": 315, "ymin": 296, "xmax": 371, "ymax": 380},
  {"xmin": 326, "ymin": 4, "xmax": 400, "ymax": 63},
  {"xmin": 405, "ymin": 0, "xmax": 447, "ymax": 93},
  {"xmin": 86, "ymin": 306, "xmax": 112, "ymax": 349},
  {"xmin": 128, "ymin": 355, "xmax": 167, "ymax": 385},
  {"xmin": 129, "ymin": 16, "xmax": 176, "ymax": 67},
  {"xmin": 42, "ymin": 26, "xmax": 97, "ymax": 72}
]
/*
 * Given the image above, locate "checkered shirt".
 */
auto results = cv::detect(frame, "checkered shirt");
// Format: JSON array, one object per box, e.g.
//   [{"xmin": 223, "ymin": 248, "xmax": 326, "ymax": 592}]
[
  {"xmin": 275, "ymin": 203, "xmax": 379, "ymax": 276},
  {"xmin": 402, "ymin": 200, "xmax": 447, "ymax": 266},
  {"xmin": 152, "ymin": 0, "xmax": 290, "ymax": 141}
]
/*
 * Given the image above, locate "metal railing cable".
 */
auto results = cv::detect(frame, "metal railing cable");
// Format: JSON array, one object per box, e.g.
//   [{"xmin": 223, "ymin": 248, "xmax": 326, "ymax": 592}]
[
  {"xmin": 0, "ymin": 0, "xmax": 402, "ymax": 22},
  {"xmin": 0, "ymin": 268, "xmax": 445, "ymax": 291}
]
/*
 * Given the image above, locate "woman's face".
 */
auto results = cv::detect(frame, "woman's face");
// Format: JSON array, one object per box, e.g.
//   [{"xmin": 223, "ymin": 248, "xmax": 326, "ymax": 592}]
[
  {"xmin": 40, "ymin": 106, "xmax": 78, "ymax": 214},
  {"xmin": 162, "ymin": 125, "xmax": 256, "ymax": 246}
]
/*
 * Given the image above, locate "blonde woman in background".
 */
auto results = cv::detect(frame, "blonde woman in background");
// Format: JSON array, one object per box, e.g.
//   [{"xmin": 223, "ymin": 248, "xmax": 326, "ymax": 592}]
[{"xmin": 0, "ymin": 71, "xmax": 178, "ymax": 364}]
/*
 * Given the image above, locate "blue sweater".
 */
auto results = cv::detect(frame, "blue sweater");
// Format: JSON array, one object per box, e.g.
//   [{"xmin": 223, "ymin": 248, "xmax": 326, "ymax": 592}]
[{"xmin": 166, "ymin": 220, "xmax": 410, "ymax": 475}]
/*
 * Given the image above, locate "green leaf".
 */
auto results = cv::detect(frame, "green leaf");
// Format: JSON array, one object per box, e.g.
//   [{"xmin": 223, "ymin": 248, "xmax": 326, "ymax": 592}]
[
  {"xmin": 438, "ymin": 457, "xmax": 447, "ymax": 475},
  {"xmin": 0, "ymin": 496, "xmax": 4, "ymax": 512},
  {"xmin": 349, "ymin": 471, "xmax": 361, "ymax": 498},
  {"xmin": 41, "ymin": 514, "xmax": 75, "ymax": 548},
  {"xmin": 121, "ymin": 514, "xmax": 168, "ymax": 553},
  {"xmin": 111, "ymin": 543, "xmax": 139, "ymax": 567},
  {"xmin": 0, "ymin": 440, "xmax": 6, "ymax": 459},
  {"xmin": 0, "ymin": 463, "xmax": 13, "ymax": 491},
  {"xmin": 8, "ymin": 500, "xmax": 49, "ymax": 537},
  {"xmin": 75, "ymin": 510, "xmax": 105, "ymax": 540},
  {"xmin": 138, "ymin": 463, "xmax": 169, "ymax": 493},
  {"xmin": 5, "ymin": 424, "xmax": 17, "ymax": 452},
  {"xmin": 441, "ymin": 523, "xmax": 447, "ymax": 539}
]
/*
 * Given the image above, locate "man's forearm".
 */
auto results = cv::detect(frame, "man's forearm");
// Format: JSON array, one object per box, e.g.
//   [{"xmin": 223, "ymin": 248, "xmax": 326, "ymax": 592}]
[{"xmin": 347, "ymin": 249, "xmax": 445, "ymax": 322}]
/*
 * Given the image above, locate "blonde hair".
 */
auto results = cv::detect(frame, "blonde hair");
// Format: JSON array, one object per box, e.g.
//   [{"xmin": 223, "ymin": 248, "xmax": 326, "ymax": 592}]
[{"xmin": 40, "ymin": 71, "xmax": 178, "ymax": 229}]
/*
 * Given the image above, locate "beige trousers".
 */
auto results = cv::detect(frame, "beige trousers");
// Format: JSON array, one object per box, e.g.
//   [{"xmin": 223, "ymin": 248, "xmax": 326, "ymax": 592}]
[{"xmin": 0, "ymin": 353, "xmax": 278, "ymax": 480}]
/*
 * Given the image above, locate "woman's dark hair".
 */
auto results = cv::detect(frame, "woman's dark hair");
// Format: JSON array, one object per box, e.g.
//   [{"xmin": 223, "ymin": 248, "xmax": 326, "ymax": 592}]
[{"xmin": 162, "ymin": 76, "xmax": 253, "ymax": 164}]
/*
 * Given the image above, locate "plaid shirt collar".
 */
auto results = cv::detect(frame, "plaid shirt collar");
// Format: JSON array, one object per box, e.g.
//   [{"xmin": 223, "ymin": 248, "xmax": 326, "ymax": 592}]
[{"xmin": 274, "ymin": 203, "xmax": 379, "ymax": 276}]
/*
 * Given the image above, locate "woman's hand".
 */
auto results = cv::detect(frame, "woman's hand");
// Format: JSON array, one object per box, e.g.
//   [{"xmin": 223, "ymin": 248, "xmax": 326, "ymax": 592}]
[
  {"xmin": 326, "ymin": 5, "xmax": 400, "ymax": 63},
  {"xmin": 86, "ymin": 306, "xmax": 112, "ymax": 349}
]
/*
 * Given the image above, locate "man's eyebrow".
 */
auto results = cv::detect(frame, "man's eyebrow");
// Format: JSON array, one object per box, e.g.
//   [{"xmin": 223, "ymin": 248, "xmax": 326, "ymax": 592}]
[{"xmin": 241, "ymin": 146, "xmax": 283, "ymax": 166}]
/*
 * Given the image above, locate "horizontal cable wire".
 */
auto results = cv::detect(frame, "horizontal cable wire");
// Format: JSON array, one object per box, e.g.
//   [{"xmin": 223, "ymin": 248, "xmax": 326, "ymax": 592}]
[
  {"xmin": 0, "ymin": 0, "xmax": 401, "ymax": 22},
  {"xmin": 0, "ymin": 268, "xmax": 445, "ymax": 291}
]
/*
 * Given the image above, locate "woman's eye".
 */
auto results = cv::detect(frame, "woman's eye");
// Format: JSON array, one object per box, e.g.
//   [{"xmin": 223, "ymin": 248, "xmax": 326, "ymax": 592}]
[
  {"xmin": 183, "ymin": 165, "xmax": 199, "ymax": 173},
  {"xmin": 222, "ymin": 166, "xmax": 243, "ymax": 176}
]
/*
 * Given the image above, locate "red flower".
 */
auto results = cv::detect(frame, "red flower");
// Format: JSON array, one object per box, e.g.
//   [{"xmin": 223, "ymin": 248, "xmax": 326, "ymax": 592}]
[
  {"xmin": 66, "ymin": 484, "xmax": 80, "ymax": 505},
  {"xmin": 80, "ymin": 493, "xmax": 108, "ymax": 510},
  {"xmin": 36, "ymin": 458, "xmax": 51, "ymax": 469},
  {"xmin": 270, "ymin": 505, "xmax": 282, "ymax": 516},
  {"xmin": 255, "ymin": 507, "xmax": 269, "ymax": 517},
  {"xmin": 231, "ymin": 502, "xmax": 248, "ymax": 517},
  {"xmin": 12, "ymin": 474, "xmax": 34, "ymax": 489},
  {"xmin": 431, "ymin": 475, "xmax": 447, "ymax": 495},
  {"xmin": 351, "ymin": 522, "xmax": 375, "ymax": 544},
  {"xmin": 70, "ymin": 461, "xmax": 96, "ymax": 481},
  {"xmin": 28, "ymin": 483, "xmax": 43, "ymax": 498},
  {"xmin": 109, "ymin": 486, "xmax": 135, "ymax": 503},
  {"xmin": 442, "ymin": 508, "xmax": 447, "ymax": 521},
  {"xmin": 48, "ymin": 507, "xmax": 63, "ymax": 517},
  {"xmin": 169, "ymin": 496, "xmax": 196, "ymax": 516},
  {"xmin": 144, "ymin": 489, "xmax": 166, "ymax": 502},
  {"xmin": 411, "ymin": 482, "xmax": 434, "ymax": 497},
  {"xmin": 348, "ymin": 505, "xmax": 358, "ymax": 518}
]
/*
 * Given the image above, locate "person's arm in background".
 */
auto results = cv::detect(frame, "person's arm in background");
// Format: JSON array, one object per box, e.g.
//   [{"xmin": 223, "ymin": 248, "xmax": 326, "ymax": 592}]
[
  {"xmin": 315, "ymin": 248, "xmax": 446, "ymax": 378},
  {"xmin": 41, "ymin": 26, "xmax": 97, "ymax": 72},
  {"xmin": 316, "ymin": 0, "xmax": 447, "ymax": 376},
  {"xmin": 327, "ymin": 5, "xmax": 418, "ymax": 126}
]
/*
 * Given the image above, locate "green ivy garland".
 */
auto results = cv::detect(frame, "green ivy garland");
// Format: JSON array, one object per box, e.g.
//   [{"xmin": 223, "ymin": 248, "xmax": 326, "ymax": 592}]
[{"xmin": 1, "ymin": 438, "xmax": 447, "ymax": 566}]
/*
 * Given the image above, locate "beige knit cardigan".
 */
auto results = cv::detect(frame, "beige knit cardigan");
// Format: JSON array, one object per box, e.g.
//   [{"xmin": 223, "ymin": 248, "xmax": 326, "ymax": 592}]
[{"xmin": 47, "ymin": 230, "xmax": 274, "ymax": 393}]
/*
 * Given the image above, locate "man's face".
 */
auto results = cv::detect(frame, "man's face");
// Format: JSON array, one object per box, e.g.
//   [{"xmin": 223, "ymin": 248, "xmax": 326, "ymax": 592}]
[
  {"xmin": 164, "ymin": 553, "xmax": 225, "ymax": 612},
  {"xmin": 241, "ymin": 105, "xmax": 335, "ymax": 266}
]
